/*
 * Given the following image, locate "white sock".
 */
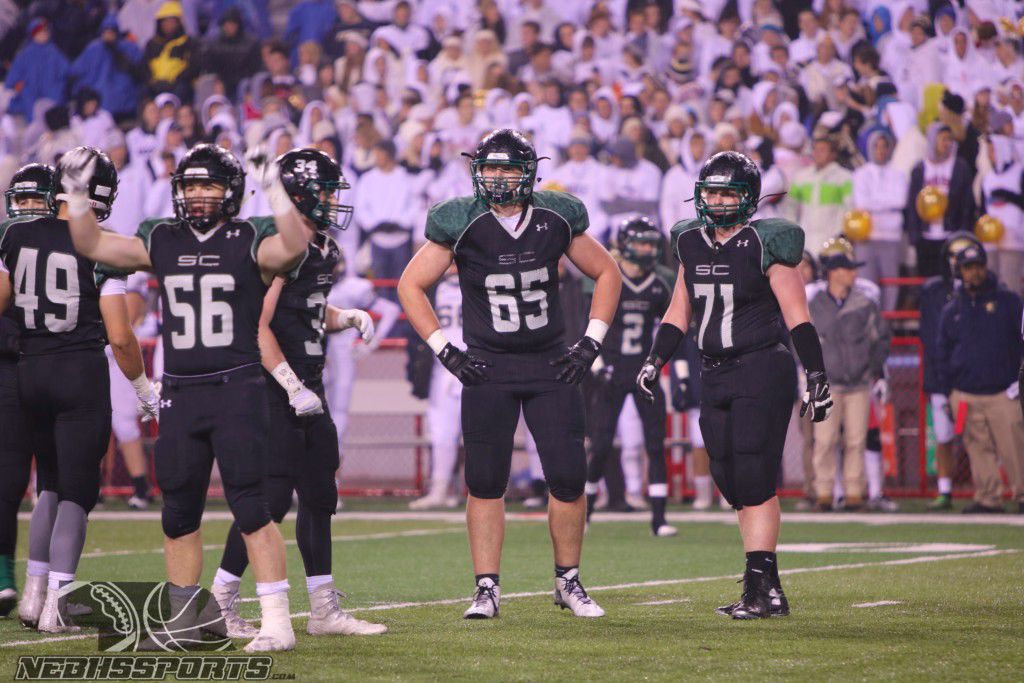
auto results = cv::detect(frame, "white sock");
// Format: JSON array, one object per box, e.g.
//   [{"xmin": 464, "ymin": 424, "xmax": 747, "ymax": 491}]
[
  {"xmin": 648, "ymin": 483, "xmax": 668, "ymax": 498},
  {"xmin": 305, "ymin": 575, "xmax": 334, "ymax": 593},
  {"xmin": 27, "ymin": 560, "xmax": 49, "ymax": 577},
  {"xmin": 694, "ymin": 475, "xmax": 712, "ymax": 502},
  {"xmin": 255, "ymin": 580, "xmax": 289, "ymax": 597},
  {"xmin": 257, "ymin": 591, "xmax": 293, "ymax": 634},
  {"xmin": 48, "ymin": 571, "xmax": 74, "ymax": 591},
  {"xmin": 621, "ymin": 446, "xmax": 643, "ymax": 496},
  {"xmin": 584, "ymin": 481, "xmax": 600, "ymax": 496},
  {"xmin": 865, "ymin": 450, "xmax": 883, "ymax": 500},
  {"xmin": 214, "ymin": 568, "xmax": 242, "ymax": 587},
  {"xmin": 938, "ymin": 477, "xmax": 952, "ymax": 495}
]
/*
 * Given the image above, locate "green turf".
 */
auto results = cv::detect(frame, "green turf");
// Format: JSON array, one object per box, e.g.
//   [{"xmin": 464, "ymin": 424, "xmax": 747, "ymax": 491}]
[{"xmin": 2, "ymin": 513, "xmax": 1022, "ymax": 681}]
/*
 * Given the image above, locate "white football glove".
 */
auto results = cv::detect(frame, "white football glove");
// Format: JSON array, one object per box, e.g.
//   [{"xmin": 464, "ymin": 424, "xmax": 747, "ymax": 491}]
[
  {"xmin": 136, "ymin": 379, "xmax": 161, "ymax": 423},
  {"xmin": 58, "ymin": 147, "xmax": 97, "ymax": 196},
  {"xmin": 871, "ymin": 378, "xmax": 889, "ymax": 406},
  {"xmin": 289, "ymin": 385, "xmax": 324, "ymax": 417},
  {"xmin": 1007, "ymin": 381, "xmax": 1020, "ymax": 401},
  {"xmin": 335, "ymin": 308, "xmax": 375, "ymax": 344}
]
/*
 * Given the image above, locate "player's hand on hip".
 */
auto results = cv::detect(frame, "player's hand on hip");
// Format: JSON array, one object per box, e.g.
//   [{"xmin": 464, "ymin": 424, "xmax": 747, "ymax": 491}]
[
  {"xmin": 636, "ymin": 357, "xmax": 661, "ymax": 403},
  {"xmin": 800, "ymin": 370, "xmax": 833, "ymax": 422},
  {"xmin": 289, "ymin": 385, "xmax": 324, "ymax": 417},
  {"xmin": 336, "ymin": 308, "xmax": 375, "ymax": 343},
  {"xmin": 136, "ymin": 379, "xmax": 161, "ymax": 423},
  {"xmin": 58, "ymin": 147, "xmax": 97, "ymax": 195},
  {"xmin": 552, "ymin": 336, "xmax": 601, "ymax": 385},
  {"xmin": 438, "ymin": 343, "xmax": 490, "ymax": 386}
]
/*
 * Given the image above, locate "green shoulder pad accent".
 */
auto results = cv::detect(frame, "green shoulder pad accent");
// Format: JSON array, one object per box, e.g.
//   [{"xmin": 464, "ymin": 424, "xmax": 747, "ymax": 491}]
[
  {"xmin": 752, "ymin": 218, "xmax": 805, "ymax": 271},
  {"xmin": 94, "ymin": 262, "xmax": 132, "ymax": 288},
  {"xmin": 0, "ymin": 215, "xmax": 37, "ymax": 249},
  {"xmin": 669, "ymin": 218, "xmax": 702, "ymax": 243},
  {"xmin": 531, "ymin": 190, "xmax": 589, "ymax": 235},
  {"xmin": 425, "ymin": 196, "xmax": 486, "ymax": 248},
  {"xmin": 246, "ymin": 216, "xmax": 278, "ymax": 262},
  {"xmin": 135, "ymin": 217, "xmax": 175, "ymax": 253},
  {"xmin": 654, "ymin": 264, "xmax": 678, "ymax": 289}
]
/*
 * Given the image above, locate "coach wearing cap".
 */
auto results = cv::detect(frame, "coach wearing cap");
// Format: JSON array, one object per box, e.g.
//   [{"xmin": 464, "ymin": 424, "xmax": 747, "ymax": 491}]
[
  {"xmin": 808, "ymin": 238, "xmax": 890, "ymax": 511},
  {"xmin": 937, "ymin": 245, "xmax": 1024, "ymax": 513}
]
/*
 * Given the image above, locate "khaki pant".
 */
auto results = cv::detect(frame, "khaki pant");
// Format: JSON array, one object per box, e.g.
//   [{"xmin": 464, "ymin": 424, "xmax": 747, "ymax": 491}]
[
  {"xmin": 952, "ymin": 390, "xmax": 1024, "ymax": 507},
  {"xmin": 812, "ymin": 387, "xmax": 870, "ymax": 502}
]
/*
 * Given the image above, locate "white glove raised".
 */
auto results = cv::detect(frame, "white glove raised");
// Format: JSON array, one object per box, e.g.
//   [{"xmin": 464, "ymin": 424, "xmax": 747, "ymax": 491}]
[
  {"xmin": 58, "ymin": 147, "xmax": 97, "ymax": 196},
  {"xmin": 871, "ymin": 378, "xmax": 889, "ymax": 406},
  {"xmin": 244, "ymin": 145, "xmax": 279, "ymax": 191},
  {"xmin": 334, "ymin": 308, "xmax": 375, "ymax": 344},
  {"xmin": 289, "ymin": 385, "xmax": 324, "ymax": 417},
  {"xmin": 134, "ymin": 378, "xmax": 161, "ymax": 423}
]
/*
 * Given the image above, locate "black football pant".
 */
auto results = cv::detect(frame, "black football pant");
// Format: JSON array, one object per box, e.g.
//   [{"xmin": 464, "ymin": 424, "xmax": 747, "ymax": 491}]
[
  {"xmin": 220, "ymin": 369, "xmax": 339, "ymax": 578},
  {"xmin": 0, "ymin": 357, "xmax": 31, "ymax": 557},
  {"xmin": 698, "ymin": 344, "xmax": 796, "ymax": 510},
  {"xmin": 586, "ymin": 380, "xmax": 667, "ymax": 488},
  {"xmin": 461, "ymin": 349, "xmax": 587, "ymax": 502}
]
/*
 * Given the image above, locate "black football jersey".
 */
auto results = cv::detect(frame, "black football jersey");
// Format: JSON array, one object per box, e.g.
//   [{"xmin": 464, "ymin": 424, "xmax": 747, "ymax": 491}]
[
  {"xmin": 271, "ymin": 233, "xmax": 341, "ymax": 367},
  {"xmin": 671, "ymin": 217, "xmax": 804, "ymax": 358},
  {"xmin": 425, "ymin": 190, "xmax": 589, "ymax": 354},
  {"xmin": 137, "ymin": 216, "xmax": 276, "ymax": 376},
  {"xmin": 602, "ymin": 265, "xmax": 672, "ymax": 381},
  {"xmin": 0, "ymin": 216, "xmax": 124, "ymax": 355}
]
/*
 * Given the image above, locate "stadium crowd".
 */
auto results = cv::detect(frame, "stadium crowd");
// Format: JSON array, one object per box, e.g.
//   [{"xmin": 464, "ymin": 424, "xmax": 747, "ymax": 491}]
[{"xmin": 0, "ymin": 0, "xmax": 1023, "ymax": 514}]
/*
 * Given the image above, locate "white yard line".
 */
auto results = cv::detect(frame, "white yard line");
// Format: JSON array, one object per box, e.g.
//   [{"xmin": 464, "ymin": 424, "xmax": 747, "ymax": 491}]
[
  {"xmin": 853, "ymin": 601, "xmax": 904, "ymax": 608},
  {"xmin": 5, "ymin": 548, "xmax": 1012, "ymax": 648},
  {"xmin": 635, "ymin": 599, "xmax": 692, "ymax": 606}
]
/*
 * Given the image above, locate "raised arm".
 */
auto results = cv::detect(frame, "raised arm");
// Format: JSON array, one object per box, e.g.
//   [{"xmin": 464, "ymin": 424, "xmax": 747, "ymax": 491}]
[
  {"xmin": 59, "ymin": 148, "xmax": 152, "ymax": 270},
  {"xmin": 258, "ymin": 276, "xmax": 323, "ymax": 417},
  {"xmin": 251, "ymin": 150, "xmax": 314, "ymax": 279}
]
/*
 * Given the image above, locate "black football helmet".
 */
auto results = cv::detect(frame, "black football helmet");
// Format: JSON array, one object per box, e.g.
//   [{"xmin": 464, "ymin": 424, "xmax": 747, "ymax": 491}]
[
  {"xmin": 171, "ymin": 144, "xmax": 245, "ymax": 231},
  {"xmin": 694, "ymin": 151, "xmax": 761, "ymax": 230},
  {"xmin": 616, "ymin": 215, "xmax": 663, "ymax": 270},
  {"xmin": 278, "ymin": 148, "xmax": 353, "ymax": 230},
  {"xmin": 940, "ymin": 231, "xmax": 983, "ymax": 280},
  {"xmin": 5, "ymin": 163, "xmax": 56, "ymax": 217},
  {"xmin": 465, "ymin": 128, "xmax": 541, "ymax": 205},
  {"xmin": 52, "ymin": 147, "xmax": 118, "ymax": 221}
]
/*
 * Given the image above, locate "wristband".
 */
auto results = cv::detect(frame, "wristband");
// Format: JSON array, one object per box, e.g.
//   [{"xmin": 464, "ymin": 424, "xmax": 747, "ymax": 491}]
[
  {"xmin": 790, "ymin": 322, "xmax": 825, "ymax": 373},
  {"xmin": 67, "ymin": 193, "xmax": 91, "ymax": 218},
  {"xmin": 426, "ymin": 329, "xmax": 448, "ymax": 355},
  {"xmin": 271, "ymin": 361, "xmax": 303, "ymax": 397},
  {"xmin": 266, "ymin": 180, "xmax": 293, "ymax": 217},
  {"xmin": 584, "ymin": 319, "xmax": 609, "ymax": 345},
  {"xmin": 130, "ymin": 373, "xmax": 152, "ymax": 394},
  {"xmin": 649, "ymin": 322, "xmax": 685, "ymax": 366}
]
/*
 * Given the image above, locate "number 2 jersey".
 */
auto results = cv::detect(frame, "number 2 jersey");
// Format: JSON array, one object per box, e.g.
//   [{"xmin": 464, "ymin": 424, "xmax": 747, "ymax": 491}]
[
  {"xmin": 0, "ymin": 215, "xmax": 125, "ymax": 355},
  {"xmin": 425, "ymin": 190, "xmax": 588, "ymax": 354},
  {"xmin": 137, "ymin": 216, "xmax": 277, "ymax": 376},
  {"xmin": 670, "ymin": 217, "xmax": 804, "ymax": 358},
  {"xmin": 600, "ymin": 265, "xmax": 673, "ymax": 384}
]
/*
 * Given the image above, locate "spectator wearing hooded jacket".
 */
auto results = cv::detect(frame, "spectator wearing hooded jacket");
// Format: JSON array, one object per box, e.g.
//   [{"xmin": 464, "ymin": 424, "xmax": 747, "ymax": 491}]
[
  {"xmin": 979, "ymin": 135, "xmax": 1024, "ymax": 297},
  {"xmin": 200, "ymin": 7, "xmax": 260, "ymax": 101},
  {"xmin": 786, "ymin": 134, "xmax": 853, "ymax": 254},
  {"xmin": 600, "ymin": 136, "xmax": 661, "ymax": 245},
  {"xmin": 285, "ymin": 0, "xmax": 337, "ymax": 64},
  {"xmin": 143, "ymin": 1, "xmax": 200, "ymax": 100},
  {"xmin": 69, "ymin": 16, "xmax": 144, "ymax": 122},
  {"xmin": 4, "ymin": 18, "xmax": 68, "ymax": 121},
  {"xmin": 659, "ymin": 126, "xmax": 708, "ymax": 231}
]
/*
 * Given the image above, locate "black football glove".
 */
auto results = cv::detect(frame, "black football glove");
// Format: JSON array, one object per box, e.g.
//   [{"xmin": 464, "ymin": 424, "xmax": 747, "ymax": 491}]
[
  {"xmin": 800, "ymin": 370, "xmax": 833, "ymax": 422},
  {"xmin": 636, "ymin": 356, "xmax": 663, "ymax": 403},
  {"xmin": 551, "ymin": 336, "xmax": 602, "ymax": 384},
  {"xmin": 438, "ymin": 343, "xmax": 490, "ymax": 386}
]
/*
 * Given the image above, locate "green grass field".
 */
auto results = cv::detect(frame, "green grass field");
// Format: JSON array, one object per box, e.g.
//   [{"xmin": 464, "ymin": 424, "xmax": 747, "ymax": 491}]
[{"xmin": 2, "ymin": 503, "xmax": 1022, "ymax": 681}]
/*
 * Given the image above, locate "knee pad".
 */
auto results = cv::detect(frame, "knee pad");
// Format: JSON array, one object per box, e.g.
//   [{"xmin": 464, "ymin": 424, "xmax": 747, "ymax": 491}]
[
  {"xmin": 161, "ymin": 497, "xmax": 203, "ymax": 539},
  {"xmin": 465, "ymin": 473, "xmax": 506, "ymax": 500},
  {"xmin": 226, "ymin": 484, "xmax": 273, "ymax": 535},
  {"xmin": 296, "ymin": 475, "xmax": 338, "ymax": 516},
  {"xmin": 545, "ymin": 468, "xmax": 585, "ymax": 503},
  {"xmin": 265, "ymin": 476, "xmax": 294, "ymax": 524}
]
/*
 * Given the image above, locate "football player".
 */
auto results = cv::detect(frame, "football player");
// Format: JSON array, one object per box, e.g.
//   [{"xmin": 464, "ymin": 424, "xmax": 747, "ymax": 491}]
[
  {"xmin": 585, "ymin": 216, "xmax": 676, "ymax": 536},
  {"xmin": 0, "ymin": 154, "xmax": 159, "ymax": 631},
  {"xmin": 398, "ymin": 129, "xmax": 621, "ymax": 619},
  {"xmin": 62, "ymin": 143, "xmax": 314, "ymax": 651},
  {"xmin": 636, "ymin": 151, "xmax": 833, "ymax": 619},
  {"xmin": 210, "ymin": 149, "xmax": 386, "ymax": 638}
]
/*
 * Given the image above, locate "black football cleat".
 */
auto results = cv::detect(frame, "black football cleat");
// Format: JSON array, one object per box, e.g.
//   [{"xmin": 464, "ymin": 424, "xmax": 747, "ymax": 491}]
[
  {"xmin": 716, "ymin": 586, "xmax": 789, "ymax": 617},
  {"xmin": 730, "ymin": 569, "xmax": 773, "ymax": 620}
]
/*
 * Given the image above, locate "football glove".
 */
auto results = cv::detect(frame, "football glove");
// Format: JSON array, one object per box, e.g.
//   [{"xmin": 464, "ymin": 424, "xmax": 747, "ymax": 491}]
[
  {"xmin": 245, "ymin": 145, "xmax": 279, "ymax": 191},
  {"xmin": 871, "ymin": 378, "xmax": 889, "ymax": 406},
  {"xmin": 289, "ymin": 385, "xmax": 324, "ymax": 417},
  {"xmin": 438, "ymin": 343, "xmax": 490, "ymax": 385},
  {"xmin": 334, "ymin": 308, "xmax": 375, "ymax": 344},
  {"xmin": 136, "ymin": 380, "xmax": 161, "ymax": 423},
  {"xmin": 800, "ymin": 370, "xmax": 833, "ymax": 422},
  {"xmin": 551, "ymin": 336, "xmax": 601, "ymax": 385},
  {"xmin": 58, "ymin": 147, "xmax": 97, "ymax": 196},
  {"xmin": 636, "ymin": 357, "xmax": 662, "ymax": 403}
]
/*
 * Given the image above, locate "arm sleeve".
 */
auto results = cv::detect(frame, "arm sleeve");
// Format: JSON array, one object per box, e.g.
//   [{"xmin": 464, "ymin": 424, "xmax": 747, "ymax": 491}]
[{"xmin": 100, "ymin": 277, "xmax": 127, "ymax": 296}]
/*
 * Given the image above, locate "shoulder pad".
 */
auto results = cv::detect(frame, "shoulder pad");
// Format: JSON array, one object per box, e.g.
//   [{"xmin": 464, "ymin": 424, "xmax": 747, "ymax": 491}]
[
  {"xmin": 654, "ymin": 264, "xmax": 678, "ymax": 289},
  {"xmin": 752, "ymin": 218, "xmax": 805, "ymax": 271},
  {"xmin": 531, "ymin": 190, "xmax": 589, "ymax": 235},
  {"xmin": 0, "ymin": 215, "xmax": 37, "ymax": 248},
  {"xmin": 136, "ymin": 217, "xmax": 175, "ymax": 253},
  {"xmin": 669, "ymin": 218, "xmax": 702, "ymax": 243},
  {"xmin": 244, "ymin": 216, "xmax": 278, "ymax": 262},
  {"xmin": 425, "ymin": 196, "xmax": 486, "ymax": 248}
]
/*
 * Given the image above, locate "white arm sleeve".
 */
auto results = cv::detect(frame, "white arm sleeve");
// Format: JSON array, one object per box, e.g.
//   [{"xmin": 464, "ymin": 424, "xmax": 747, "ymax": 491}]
[{"xmin": 100, "ymin": 278, "xmax": 128, "ymax": 296}]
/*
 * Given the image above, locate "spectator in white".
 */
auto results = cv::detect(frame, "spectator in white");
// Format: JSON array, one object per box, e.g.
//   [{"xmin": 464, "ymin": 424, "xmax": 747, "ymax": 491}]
[
  {"xmin": 980, "ymin": 135, "xmax": 1024, "ymax": 296},
  {"xmin": 355, "ymin": 139, "xmax": 417, "ymax": 285},
  {"xmin": 154, "ymin": 91, "xmax": 180, "ymax": 121},
  {"xmin": 600, "ymin": 137, "xmax": 661, "ymax": 244},
  {"xmin": 510, "ymin": 92, "xmax": 537, "ymax": 137},
  {"xmin": 809, "ymin": 240, "xmax": 891, "ymax": 511},
  {"xmin": 590, "ymin": 88, "xmax": 619, "ymax": 147},
  {"xmin": 428, "ymin": 35, "xmax": 470, "ymax": 91},
  {"xmin": 853, "ymin": 128, "xmax": 908, "ymax": 311},
  {"xmin": 69, "ymin": 88, "xmax": 116, "ymax": 151},
  {"xmin": 943, "ymin": 28, "xmax": 983, "ymax": 102},
  {"xmin": 659, "ymin": 126, "xmax": 708, "ymax": 231},
  {"xmin": 103, "ymin": 130, "xmax": 148, "ymax": 236},
  {"xmin": 774, "ymin": 119, "xmax": 811, "ymax": 185},
  {"xmin": 789, "ymin": 9, "xmax": 824, "ymax": 66},
  {"xmin": 374, "ymin": 1, "xmax": 431, "ymax": 58},
  {"xmin": 531, "ymin": 80, "xmax": 573, "ymax": 159},
  {"xmin": 586, "ymin": 6, "xmax": 623, "ymax": 61},
  {"xmin": 800, "ymin": 37, "xmax": 854, "ymax": 114},
  {"xmin": 507, "ymin": 20, "xmax": 541, "ymax": 76},
  {"xmin": 546, "ymin": 134, "xmax": 607, "ymax": 238},
  {"xmin": 466, "ymin": 29, "xmax": 507, "ymax": 90},
  {"xmin": 657, "ymin": 105, "xmax": 691, "ymax": 165},
  {"xmin": 830, "ymin": 9, "xmax": 866, "ymax": 62},
  {"xmin": 786, "ymin": 133, "xmax": 853, "ymax": 254},
  {"xmin": 748, "ymin": 138, "xmax": 787, "ymax": 220},
  {"xmin": 893, "ymin": 15, "xmax": 941, "ymax": 111},
  {"xmin": 509, "ymin": 0, "xmax": 562, "ymax": 48},
  {"xmin": 435, "ymin": 91, "xmax": 487, "ymax": 159},
  {"xmin": 143, "ymin": 150, "xmax": 176, "ymax": 218},
  {"xmin": 992, "ymin": 38, "xmax": 1023, "ymax": 86},
  {"xmin": 126, "ymin": 98, "xmax": 160, "ymax": 169},
  {"xmin": 697, "ymin": 9, "xmax": 741, "ymax": 78},
  {"xmin": 879, "ymin": 3, "xmax": 915, "ymax": 78}
]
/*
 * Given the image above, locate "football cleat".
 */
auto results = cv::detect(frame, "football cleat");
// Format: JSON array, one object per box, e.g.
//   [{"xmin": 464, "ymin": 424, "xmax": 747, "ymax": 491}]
[
  {"xmin": 463, "ymin": 578, "xmax": 500, "ymax": 619},
  {"xmin": 716, "ymin": 587, "xmax": 790, "ymax": 617},
  {"xmin": 653, "ymin": 524, "xmax": 678, "ymax": 537},
  {"xmin": 211, "ymin": 581, "xmax": 258, "ymax": 638},
  {"xmin": 867, "ymin": 496, "xmax": 900, "ymax": 512},
  {"xmin": 927, "ymin": 494, "xmax": 952, "ymax": 511},
  {"xmin": 244, "ymin": 593, "xmax": 295, "ymax": 652},
  {"xmin": 0, "ymin": 587, "xmax": 17, "ymax": 617},
  {"xmin": 37, "ymin": 588, "xmax": 81, "ymax": 633},
  {"xmin": 730, "ymin": 569, "xmax": 773, "ymax": 620},
  {"xmin": 18, "ymin": 574, "xmax": 46, "ymax": 628},
  {"xmin": 554, "ymin": 569, "xmax": 604, "ymax": 618},
  {"xmin": 409, "ymin": 492, "xmax": 449, "ymax": 510},
  {"xmin": 307, "ymin": 583, "xmax": 387, "ymax": 636},
  {"xmin": 522, "ymin": 496, "xmax": 546, "ymax": 509},
  {"xmin": 127, "ymin": 495, "xmax": 150, "ymax": 510}
]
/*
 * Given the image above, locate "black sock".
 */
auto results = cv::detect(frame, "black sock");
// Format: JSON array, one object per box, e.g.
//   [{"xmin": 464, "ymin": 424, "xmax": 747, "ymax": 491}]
[
  {"xmin": 475, "ymin": 573, "xmax": 499, "ymax": 586},
  {"xmin": 770, "ymin": 557, "xmax": 782, "ymax": 589},
  {"xmin": 554, "ymin": 565, "xmax": 577, "ymax": 578},
  {"xmin": 131, "ymin": 475, "xmax": 149, "ymax": 498},
  {"xmin": 745, "ymin": 551, "xmax": 776, "ymax": 576},
  {"xmin": 650, "ymin": 497, "xmax": 667, "ymax": 529}
]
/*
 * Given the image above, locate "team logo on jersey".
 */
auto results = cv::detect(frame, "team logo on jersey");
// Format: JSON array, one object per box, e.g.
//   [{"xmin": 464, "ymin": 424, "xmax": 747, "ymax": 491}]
[
  {"xmin": 225, "ymin": 229, "xmax": 241, "ymax": 239},
  {"xmin": 536, "ymin": 221, "xmax": 549, "ymax": 232},
  {"xmin": 694, "ymin": 264, "xmax": 730, "ymax": 276},
  {"xmin": 160, "ymin": 399, "xmax": 172, "ymax": 408},
  {"xmin": 177, "ymin": 254, "xmax": 220, "ymax": 267}
]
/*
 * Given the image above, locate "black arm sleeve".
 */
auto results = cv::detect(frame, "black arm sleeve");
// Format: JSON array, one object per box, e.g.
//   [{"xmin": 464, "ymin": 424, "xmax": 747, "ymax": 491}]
[
  {"xmin": 648, "ymin": 322, "xmax": 685, "ymax": 367},
  {"xmin": 791, "ymin": 322, "xmax": 825, "ymax": 374}
]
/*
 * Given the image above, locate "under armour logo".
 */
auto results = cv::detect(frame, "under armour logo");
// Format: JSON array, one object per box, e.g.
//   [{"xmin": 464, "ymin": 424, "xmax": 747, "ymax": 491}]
[
  {"xmin": 225, "ymin": 229, "xmax": 240, "ymax": 239},
  {"xmin": 736, "ymin": 239, "xmax": 749, "ymax": 247},
  {"xmin": 160, "ymin": 399, "xmax": 172, "ymax": 408},
  {"xmin": 536, "ymin": 221, "xmax": 549, "ymax": 232}
]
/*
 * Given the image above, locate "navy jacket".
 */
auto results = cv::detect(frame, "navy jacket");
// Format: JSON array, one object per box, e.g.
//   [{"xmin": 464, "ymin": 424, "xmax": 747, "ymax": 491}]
[
  {"xmin": 937, "ymin": 273, "xmax": 1023, "ymax": 395},
  {"xmin": 919, "ymin": 275, "xmax": 957, "ymax": 394}
]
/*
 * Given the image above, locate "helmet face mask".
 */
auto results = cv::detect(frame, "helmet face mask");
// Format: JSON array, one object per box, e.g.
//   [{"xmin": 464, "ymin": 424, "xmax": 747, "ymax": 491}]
[
  {"xmin": 694, "ymin": 151, "xmax": 761, "ymax": 230},
  {"xmin": 617, "ymin": 216, "xmax": 662, "ymax": 270},
  {"xmin": 171, "ymin": 144, "xmax": 244, "ymax": 232},
  {"xmin": 467, "ymin": 129, "xmax": 540, "ymax": 206},
  {"xmin": 278, "ymin": 148, "xmax": 352, "ymax": 231}
]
